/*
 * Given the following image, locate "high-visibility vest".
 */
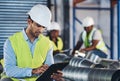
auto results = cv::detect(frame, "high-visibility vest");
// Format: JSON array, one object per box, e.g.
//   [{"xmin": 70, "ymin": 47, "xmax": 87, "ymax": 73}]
[
  {"xmin": 82, "ymin": 28, "xmax": 108, "ymax": 54},
  {"xmin": 47, "ymin": 37, "xmax": 63, "ymax": 51},
  {"xmin": 7, "ymin": 32, "xmax": 52, "ymax": 81}
]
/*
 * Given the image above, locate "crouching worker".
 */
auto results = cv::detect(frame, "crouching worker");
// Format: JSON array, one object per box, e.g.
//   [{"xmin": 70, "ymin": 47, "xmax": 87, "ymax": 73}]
[{"xmin": 72, "ymin": 16, "xmax": 108, "ymax": 59}]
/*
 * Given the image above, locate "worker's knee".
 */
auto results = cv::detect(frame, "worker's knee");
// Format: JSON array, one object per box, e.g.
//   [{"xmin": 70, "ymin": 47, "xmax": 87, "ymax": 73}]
[{"xmin": 87, "ymin": 50, "xmax": 107, "ymax": 58}]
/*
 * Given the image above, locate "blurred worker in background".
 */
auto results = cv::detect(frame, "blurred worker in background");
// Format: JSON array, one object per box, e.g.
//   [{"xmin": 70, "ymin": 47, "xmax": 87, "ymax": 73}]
[
  {"xmin": 72, "ymin": 16, "xmax": 108, "ymax": 58},
  {"xmin": 1, "ymin": 4, "xmax": 62, "ymax": 81},
  {"xmin": 47, "ymin": 21, "xmax": 63, "ymax": 56}
]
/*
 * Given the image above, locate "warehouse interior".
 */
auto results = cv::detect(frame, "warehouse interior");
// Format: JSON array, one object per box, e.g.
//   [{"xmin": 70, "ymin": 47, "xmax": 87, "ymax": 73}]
[{"xmin": 0, "ymin": 0, "xmax": 120, "ymax": 81}]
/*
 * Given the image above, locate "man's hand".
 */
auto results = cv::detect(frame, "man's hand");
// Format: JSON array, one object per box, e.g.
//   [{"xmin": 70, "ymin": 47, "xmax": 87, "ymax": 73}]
[
  {"xmin": 51, "ymin": 70, "xmax": 65, "ymax": 81},
  {"xmin": 32, "ymin": 64, "xmax": 49, "ymax": 75},
  {"xmin": 80, "ymin": 48, "xmax": 86, "ymax": 53}
]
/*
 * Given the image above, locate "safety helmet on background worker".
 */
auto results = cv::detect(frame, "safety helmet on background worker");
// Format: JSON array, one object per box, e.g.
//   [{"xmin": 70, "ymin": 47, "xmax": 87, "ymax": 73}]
[
  {"xmin": 82, "ymin": 16, "xmax": 94, "ymax": 27},
  {"xmin": 27, "ymin": 4, "xmax": 52, "ymax": 29},
  {"xmin": 49, "ymin": 21, "xmax": 61, "ymax": 31}
]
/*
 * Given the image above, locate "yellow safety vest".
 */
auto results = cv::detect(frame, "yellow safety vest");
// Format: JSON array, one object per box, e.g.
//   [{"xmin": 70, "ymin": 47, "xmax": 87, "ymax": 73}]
[
  {"xmin": 7, "ymin": 32, "xmax": 52, "ymax": 81},
  {"xmin": 82, "ymin": 28, "xmax": 108, "ymax": 54},
  {"xmin": 47, "ymin": 37, "xmax": 63, "ymax": 51}
]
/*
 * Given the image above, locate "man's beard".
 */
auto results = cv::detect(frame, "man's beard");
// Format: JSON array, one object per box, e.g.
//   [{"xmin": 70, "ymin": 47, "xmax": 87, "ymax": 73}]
[
  {"xmin": 31, "ymin": 31, "xmax": 41, "ymax": 38},
  {"xmin": 34, "ymin": 32, "xmax": 41, "ymax": 38}
]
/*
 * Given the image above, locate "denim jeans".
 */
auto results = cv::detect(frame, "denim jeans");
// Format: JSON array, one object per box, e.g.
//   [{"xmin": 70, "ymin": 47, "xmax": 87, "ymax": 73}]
[{"xmin": 86, "ymin": 49, "xmax": 107, "ymax": 58}]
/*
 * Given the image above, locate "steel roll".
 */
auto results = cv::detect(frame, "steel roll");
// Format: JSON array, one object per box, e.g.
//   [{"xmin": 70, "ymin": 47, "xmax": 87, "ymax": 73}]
[
  {"xmin": 85, "ymin": 52, "xmax": 102, "ymax": 63},
  {"xmin": 53, "ymin": 53, "xmax": 71, "ymax": 63},
  {"xmin": 69, "ymin": 57, "xmax": 94, "ymax": 68},
  {"xmin": 99, "ymin": 59, "xmax": 120, "ymax": 69},
  {"xmin": 62, "ymin": 65, "xmax": 120, "ymax": 81},
  {"xmin": 62, "ymin": 65, "xmax": 91, "ymax": 81}
]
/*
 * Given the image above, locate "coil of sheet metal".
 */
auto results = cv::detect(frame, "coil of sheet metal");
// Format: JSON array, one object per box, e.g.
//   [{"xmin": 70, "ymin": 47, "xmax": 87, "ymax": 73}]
[
  {"xmin": 85, "ymin": 52, "xmax": 102, "ymax": 63},
  {"xmin": 53, "ymin": 53, "xmax": 71, "ymax": 63},
  {"xmin": 69, "ymin": 57, "xmax": 98, "ymax": 68},
  {"xmin": 99, "ymin": 59, "xmax": 120, "ymax": 69},
  {"xmin": 62, "ymin": 65, "xmax": 120, "ymax": 81}
]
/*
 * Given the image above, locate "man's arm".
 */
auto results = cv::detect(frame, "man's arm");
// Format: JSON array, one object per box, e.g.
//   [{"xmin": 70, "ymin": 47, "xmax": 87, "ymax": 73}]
[
  {"xmin": 80, "ymin": 40, "xmax": 99, "ymax": 52},
  {"xmin": 31, "ymin": 46, "xmax": 54, "ymax": 75},
  {"xmin": 80, "ymin": 30, "xmax": 101, "ymax": 52},
  {"xmin": 4, "ymin": 39, "xmax": 32, "ymax": 78},
  {"xmin": 44, "ymin": 47, "xmax": 54, "ymax": 66},
  {"xmin": 72, "ymin": 41, "xmax": 83, "ymax": 55},
  {"xmin": 72, "ymin": 33, "xmax": 83, "ymax": 55}
]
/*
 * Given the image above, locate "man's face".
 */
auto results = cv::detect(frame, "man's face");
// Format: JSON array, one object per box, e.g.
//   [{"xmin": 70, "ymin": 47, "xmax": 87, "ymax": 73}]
[
  {"xmin": 50, "ymin": 30, "xmax": 59, "ymax": 38},
  {"xmin": 84, "ymin": 25, "xmax": 93, "ymax": 33},
  {"xmin": 29, "ymin": 20, "xmax": 46, "ymax": 38}
]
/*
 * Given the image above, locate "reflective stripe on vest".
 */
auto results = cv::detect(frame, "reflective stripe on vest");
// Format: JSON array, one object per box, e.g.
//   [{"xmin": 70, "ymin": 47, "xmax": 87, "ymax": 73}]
[
  {"xmin": 82, "ymin": 28, "xmax": 107, "ymax": 53},
  {"xmin": 9, "ymin": 32, "xmax": 52, "ymax": 81}
]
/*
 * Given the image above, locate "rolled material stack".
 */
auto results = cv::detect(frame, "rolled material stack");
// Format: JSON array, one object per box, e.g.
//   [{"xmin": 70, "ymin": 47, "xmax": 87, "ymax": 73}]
[
  {"xmin": 99, "ymin": 59, "xmax": 120, "ymax": 69},
  {"xmin": 63, "ymin": 65, "xmax": 120, "ymax": 81},
  {"xmin": 62, "ymin": 57, "xmax": 120, "ymax": 81},
  {"xmin": 69, "ymin": 57, "xmax": 94, "ymax": 68}
]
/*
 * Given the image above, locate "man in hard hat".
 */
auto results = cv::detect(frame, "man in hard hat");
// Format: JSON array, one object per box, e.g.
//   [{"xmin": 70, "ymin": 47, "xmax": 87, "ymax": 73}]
[
  {"xmin": 47, "ymin": 21, "xmax": 63, "ymax": 56},
  {"xmin": 72, "ymin": 16, "xmax": 108, "ymax": 58},
  {"xmin": 1, "ymin": 4, "xmax": 62, "ymax": 81}
]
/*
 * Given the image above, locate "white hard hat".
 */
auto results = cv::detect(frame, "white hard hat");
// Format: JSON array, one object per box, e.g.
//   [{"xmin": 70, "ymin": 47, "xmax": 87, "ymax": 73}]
[
  {"xmin": 27, "ymin": 4, "xmax": 52, "ymax": 29},
  {"xmin": 82, "ymin": 16, "xmax": 94, "ymax": 27},
  {"xmin": 49, "ymin": 22, "xmax": 60, "ymax": 31}
]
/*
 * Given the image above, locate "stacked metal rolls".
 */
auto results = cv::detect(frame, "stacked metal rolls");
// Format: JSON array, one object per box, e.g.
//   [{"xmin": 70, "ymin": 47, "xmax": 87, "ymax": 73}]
[{"xmin": 62, "ymin": 57, "xmax": 120, "ymax": 81}]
